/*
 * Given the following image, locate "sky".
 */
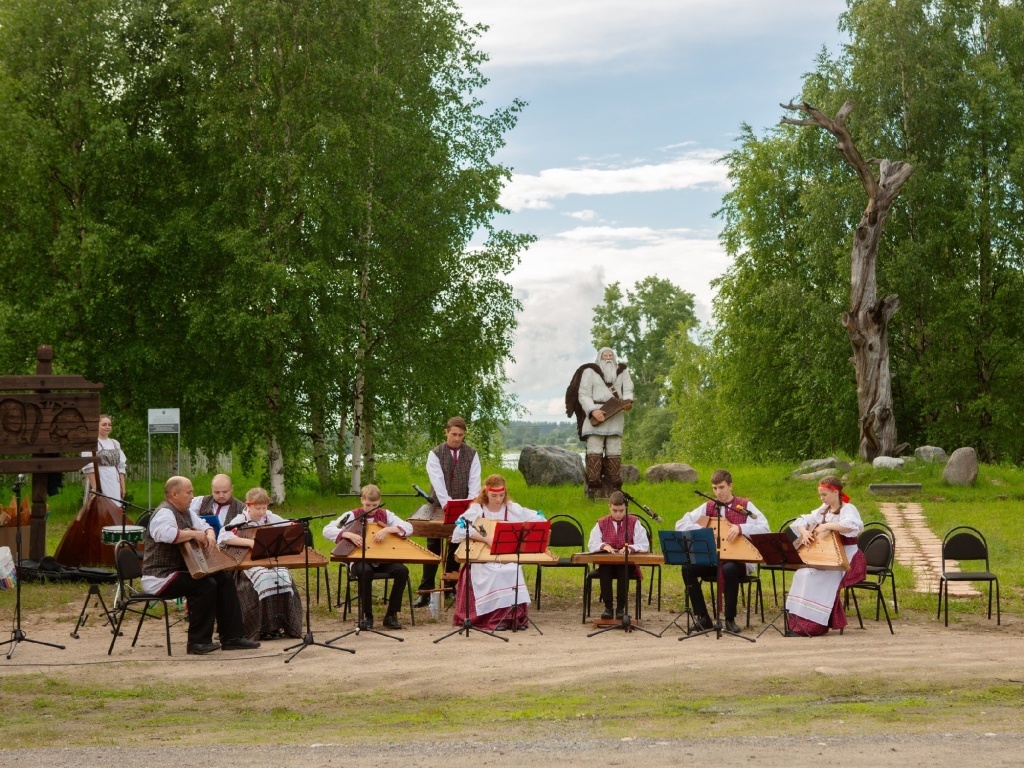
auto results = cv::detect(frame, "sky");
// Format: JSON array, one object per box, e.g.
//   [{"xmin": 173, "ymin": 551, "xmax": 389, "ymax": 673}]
[{"xmin": 455, "ymin": 0, "xmax": 850, "ymax": 422}]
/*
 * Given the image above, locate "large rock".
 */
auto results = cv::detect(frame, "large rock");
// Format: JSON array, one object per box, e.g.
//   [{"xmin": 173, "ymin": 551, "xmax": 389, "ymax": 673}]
[
  {"xmin": 792, "ymin": 456, "xmax": 852, "ymax": 478},
  {"xmin": 915, "ymin": 445, "xmax": 948, "ymax": 463},
  {"xmin": 872, "ymin": 456, "xmax": 904, "ymax": 470},
  {"xmin": 942, "ymin": 447, "xmax": 979, "ymax": 486},
  {"xmin": 517, "ymin": 445, "xmax": 584, "ymax": 487},
  {"xmin": 793, "ymin": 468, "xmax": 836, "ymax": 481},
  {"xmin": 645, "ymin": 463, "xmax": 698, "ymax": 484},
  {"xmin": 621, "ymin": 464, "xmax": 641, "ymax": 484}
]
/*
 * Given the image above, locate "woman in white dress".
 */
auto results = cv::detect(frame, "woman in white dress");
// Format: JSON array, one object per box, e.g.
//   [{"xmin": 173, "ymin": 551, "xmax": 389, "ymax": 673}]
[
  {"xmin": 451, "ymin": 474, "xmax": 544, "ymax": 631},
  {"xmin": 785, "ymin": 476, "xmax": 867, "ymax": 637},
  {"xmin": 81, "ymin": 414, "xmax": 127, "ymax": 503}
]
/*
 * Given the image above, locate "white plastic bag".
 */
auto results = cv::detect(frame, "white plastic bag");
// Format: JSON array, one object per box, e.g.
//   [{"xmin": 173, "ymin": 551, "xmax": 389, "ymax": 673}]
[{"xmin": 0, "ymin": 546, "xmax": 16, "ymax": 589}]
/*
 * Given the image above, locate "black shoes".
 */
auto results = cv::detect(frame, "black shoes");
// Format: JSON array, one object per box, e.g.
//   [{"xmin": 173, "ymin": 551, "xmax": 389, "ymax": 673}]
[
  {"xmin": 724, "ymin": 619, "xmax": 742, "ymax": 634},
  {"xmin": 413, "ymin": 594, "xmax": 431, "ymax": 609},
  {"xmin": 221, "ymin": 637, "xmax": 261, "ymax": 650},
  {"xmin": 186, "ymin": 642, "xmax": 220, "ymax": 655},
  {"xmin": 692, "ymin": 614, "xmax": 714, "ymax": 631},
  {"xmin": 601, "ymin": 607, "xmax": 614, "ymax": 620},
  {"xmin": 382, "ymin": 614, "xmax": 402, "ymax": 630},
  {"xmin": 360, "ymin": 615, "xmax": 375, "ymax": 629}
]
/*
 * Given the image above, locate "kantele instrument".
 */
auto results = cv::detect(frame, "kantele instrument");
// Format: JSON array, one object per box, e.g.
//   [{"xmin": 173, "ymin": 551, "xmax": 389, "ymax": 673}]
[
  {"xmin": 696, "ymin": 516, "xmax": 764, "ymax": 563},
  {"xmin": 571, "ymin": 552, "xmax": 664, "ymax": 566},
  {"xmin": 330, "ymin": 521, "xmax": 441, "ymax": 565},
  {"xmin": 453, "ymin": 517, "xmax": 558, "ymax": 564}
]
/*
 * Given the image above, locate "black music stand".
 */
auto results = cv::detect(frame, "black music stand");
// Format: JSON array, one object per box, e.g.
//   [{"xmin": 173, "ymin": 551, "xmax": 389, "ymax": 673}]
[
  {"xmin": 326, "ymin": 507, "xmax": 402, "ymax": 644},
  {"xmin": 283, "ymin": 516, "xmax": 355, "ymax": 662},
  {"xmin": 658, "ymin": 529, "xmax": 715, "ymax": 638},
  {"xmin": 490, "ymin": 520, "xmax": 550, "ymax": 635},
  {"xmin": 435, "ymin": 517, "xmax": 508, "ymax": 644},
  {"xmin": 1, "ymin": 476, "xmax": 65, "ymax": 659},
  {"xmin": 747, "ymin": 532, "xmax": 804, "ymax": 638},
  {"xmin": 588, "ymin": 514, "xmax": 658, "ymax": 638}
]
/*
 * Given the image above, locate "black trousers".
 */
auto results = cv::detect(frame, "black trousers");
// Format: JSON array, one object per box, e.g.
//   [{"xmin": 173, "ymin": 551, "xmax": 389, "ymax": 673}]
[
  {"xmin": 596, "ymin": 564, "xmax": 631, "ymax": 609},
  {"xmin": 682, "ymin": 561, "xmax": 745, "ymax": 621},
  {"xmin": 158, "ymin": 570, "xmax": 244, "ymax": 646},
  {"xmin": 350, "ymin": 561, "xmax": 409, "ymax": 619},
  {"xmin": 419, "ymin": 538, "xmax": 459, "ymax": 590}
]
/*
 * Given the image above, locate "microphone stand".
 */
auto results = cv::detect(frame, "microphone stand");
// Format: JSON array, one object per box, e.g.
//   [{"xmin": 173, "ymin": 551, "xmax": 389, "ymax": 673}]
[
  {"xmin": 435, "ymin": 517, "xmax": 507, "ymax": 644},
  {"xmin": 589, "ymin": 507, "xmax": 658, "ymax": 638},
  {"xmin": 326, "ymin": 504, "xmax": 401, "ymax": 643},
  {"xmin": 1, "ymin": 475, "xmax": 65, "ymax": 659},
  {"xmin": 685, "ymin": 491, "xmax": 755, "ymax": 644},
  {"xmin": 284, "ymin": 513, "xmax": 355, "ymax": 662},
  {"xmin": 619, "ymin": 489, "xmax": 663, "ymax": 523}
]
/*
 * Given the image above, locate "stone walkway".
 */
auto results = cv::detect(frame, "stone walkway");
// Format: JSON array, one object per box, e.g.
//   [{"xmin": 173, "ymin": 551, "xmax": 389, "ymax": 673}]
[{"xmin": 879, "ymin": 502, "xmax": 979, "ymax": 597}]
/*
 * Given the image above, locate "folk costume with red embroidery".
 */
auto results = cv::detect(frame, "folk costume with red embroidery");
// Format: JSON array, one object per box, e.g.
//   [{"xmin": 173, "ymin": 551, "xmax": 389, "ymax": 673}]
[{"xmin": 586, "ymin": 492, "xmax": 650, "ymax": 619}]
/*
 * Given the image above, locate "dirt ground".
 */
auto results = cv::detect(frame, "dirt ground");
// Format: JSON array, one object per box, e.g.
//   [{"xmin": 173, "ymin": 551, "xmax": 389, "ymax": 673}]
[{"xmin": 2, "ymin": 590, "xmax": 1023, "ymax": 767}]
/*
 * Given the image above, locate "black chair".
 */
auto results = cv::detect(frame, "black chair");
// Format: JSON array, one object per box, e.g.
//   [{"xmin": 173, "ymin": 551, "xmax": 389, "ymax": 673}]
[
  {"xmin": 758, "ymin": 517, "xmax": 796, "ymax": 605},
  {"xmin": 845, "ymin": 531, "xmax": 895, "ymax": 634},
  {"xmin": 107, "ymin": 541, "xmax": 173, "ymax": 656},
  {"xmin": 637, "ymin": 517, "xmax": 662, "ymax": 611},
  {"xmin": 340, "ymin": 568, "xmax": 416, "ymax": 626},
  {"xmin": 533, "ymin": 515, "xmax": 589, "ymax": 609},
  {"xmin": 937, "ymin": 526, "xmax": 1000, "ymax": 627},
  {"xmin": 861, "ymin": 521, "xmax": 898, "ymax": 614}
]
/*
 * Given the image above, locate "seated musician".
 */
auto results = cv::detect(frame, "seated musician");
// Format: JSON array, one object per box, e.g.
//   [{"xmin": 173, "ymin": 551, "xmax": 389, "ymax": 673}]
[
  {"xmin": 785, "ymin": 476, "xmax": 866, "ymax": 637},
  {"xmin": 141, "ymin": 476, "xmax": 260, "ymax": 655},
  {"xmin": 189, "ymin": 473, "xmax": 245, "ymax": 529},
  {"xmin": 322, "ymin": 484, "xmax": 412, "ymax": 630},
  {"xmin": 450, "ymin": 474, "xmax": 544, "ymax": 631},
  {"xmin": 217, "ymin": 487, "xmax": 303, "ymax": 641},
  {"xmin": 586, "ymin": 491, "xmax": 649, "ymax": 619},
  {"xmin": 674, "ymin": 469, "xmax": 769, "ymax": 633}
]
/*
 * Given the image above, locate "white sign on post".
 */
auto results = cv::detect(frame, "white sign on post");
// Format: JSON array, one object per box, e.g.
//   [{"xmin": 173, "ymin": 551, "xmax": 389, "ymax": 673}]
[{"xmin": 147, "ymin": 408, "xmax": 181, "ymax": 507}]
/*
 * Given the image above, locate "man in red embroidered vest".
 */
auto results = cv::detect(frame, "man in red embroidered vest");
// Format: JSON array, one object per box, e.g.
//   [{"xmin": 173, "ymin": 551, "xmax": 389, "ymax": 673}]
[
  {"xmin": 141, "ymin": 476, "xmax": 260, "ymax": 655},
  {"xmin": 674, "ymin": 469, "xmax": 769, "ymax": 633},
  {"xmin": 586, "ymin": 491, "xmax": 650, "ymax": 619},
  {"xmin": 413, "ymin": 416, "xmax": 481, "ymax": 607}
]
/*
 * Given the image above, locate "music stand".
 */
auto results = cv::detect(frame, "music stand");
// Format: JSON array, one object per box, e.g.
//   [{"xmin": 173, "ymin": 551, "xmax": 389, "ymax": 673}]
[
  {"xmin": 251, "ymin": 524, "xmax": 305, "ymax": 560},
  {"xmin": 1, "ymin": 475, "xmax": 65, "ymax": 659},
  {"xmin": 747, "ymin": 532, "xmax": 804, "ymax": 638},
  {"xmin": 657, "ymin": 529, "xmax": 716, "ymax": 638},
  {"xmin": 283, "ymin": 515, "xmax": 355, "ymax": 662},
  {"xmin": 490, "ymin": 520, "xmax": 550, "ymax": 634},
  {"xmin": 434, "ymin": 517, "xmax": 509, "ymax": 645}
]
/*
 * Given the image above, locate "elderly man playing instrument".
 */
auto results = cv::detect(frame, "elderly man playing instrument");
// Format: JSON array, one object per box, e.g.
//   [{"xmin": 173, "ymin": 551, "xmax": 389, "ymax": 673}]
[{"xmin": 141, "ymin": 476, "xmax": 260, "ymax": 655}]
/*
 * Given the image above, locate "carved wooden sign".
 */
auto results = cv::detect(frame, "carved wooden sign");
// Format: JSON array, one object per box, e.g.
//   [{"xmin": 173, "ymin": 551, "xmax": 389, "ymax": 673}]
[{"xmin": 0, "ymin": 393, "xmax": 100, "ymax": 454}]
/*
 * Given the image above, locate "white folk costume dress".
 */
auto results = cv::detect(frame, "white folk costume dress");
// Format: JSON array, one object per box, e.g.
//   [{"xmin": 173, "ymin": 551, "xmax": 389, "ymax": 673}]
[
  {"xmin": 323, "ymin": 508, "xmax": 413, "ymax": 623},
  {"xmin": 81, "ymin": 437, "xmax": 127, "ymax": 503},
  {"xmin": 674, "ymin": 497, "xmax": 770, "ymax": 622},
  {"xmin": 220, "ymin": 510, "xmax": 303, "ymax": 640},
  {"xmin": 785, "ymin": 503, "xmax": 867, "ymax": 636},
  {"xmin": 451, "ymin": 501, "xmax": 544, "ymax": 629}
]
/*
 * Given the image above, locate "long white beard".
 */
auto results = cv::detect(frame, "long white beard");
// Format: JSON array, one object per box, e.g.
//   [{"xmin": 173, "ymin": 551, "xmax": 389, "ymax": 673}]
[{"xmin": 600, "ymin": 360, "xmax": 617, "ymax": 384}]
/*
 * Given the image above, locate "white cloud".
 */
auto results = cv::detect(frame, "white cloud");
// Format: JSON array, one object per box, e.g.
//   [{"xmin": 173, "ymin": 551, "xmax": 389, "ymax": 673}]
[
  {"xmin": 564, "ymin": 209, "xmax": 599, "ymax": 221},
  {"xmin": 458, "ymin": 0, "xmax": 847, "ymax": 69},
  {"xmin": 507, "ymin": 225, "xmax": 731, "ymax": 419},
  {"xmin": 500, "ymin": 151, "xmax": 728, "ymax": 212}
]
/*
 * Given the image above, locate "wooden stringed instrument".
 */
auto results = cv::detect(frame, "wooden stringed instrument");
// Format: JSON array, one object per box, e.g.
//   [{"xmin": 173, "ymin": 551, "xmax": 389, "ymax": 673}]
[
  {"xmin": 330, "ymin": 521, "xmax": 441, "ymax": 565},
  {"xmin": 695, "ymin": 515, "xmax": 764, "ymax": 563},
  {"xmin": 453, "ymin": 517, "xmax": 558, "ymax": 564},
  {"xmin": 794, "ymin": 527, "xmax": 850, "ymax": 572}
]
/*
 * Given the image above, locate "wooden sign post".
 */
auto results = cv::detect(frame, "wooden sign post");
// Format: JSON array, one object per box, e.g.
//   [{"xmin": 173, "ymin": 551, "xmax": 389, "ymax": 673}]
[{"xmin": 0, "ymin": 346, "xmax": 102, "ymax": 560}]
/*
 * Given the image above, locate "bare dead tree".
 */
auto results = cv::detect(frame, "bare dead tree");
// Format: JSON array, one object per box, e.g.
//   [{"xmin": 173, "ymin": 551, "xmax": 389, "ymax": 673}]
[{"xmin": 781, "ymin": 101, "xmax": 914, "ymax": 461}]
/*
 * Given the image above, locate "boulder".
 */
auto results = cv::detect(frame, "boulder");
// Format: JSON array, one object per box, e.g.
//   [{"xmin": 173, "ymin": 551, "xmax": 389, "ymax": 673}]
[
  {"xmin": 915, "ymin": 445, "xmax": 948, "ymax": 463},
  {"xmin": 942, "ymin": 447, "xmax": 979, "ymax": 486},
  {"xmin": 517, "ymin": 445, "xmax": 585, "ymax": 487},
  {"xmin": 793, "ymin": 468, "xmax": 835, "ymax": 481},
  {"xmin": 872, "ymin": 456, "xmax": 904, "ymax": 470},
  {"xmin": 792, "ymin": 456, "xmax": 852, "ymax": 478},
  {"xmin": 621, "ymin": 464, "xmax": 641, "ymax": 484},
  {"xmin": 645, "ymin": 463, "xmax": 698, "ymax": 484}
]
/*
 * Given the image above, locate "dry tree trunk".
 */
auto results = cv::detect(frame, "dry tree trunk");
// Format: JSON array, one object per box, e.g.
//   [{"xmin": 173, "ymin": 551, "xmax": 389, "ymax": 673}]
[{"xmin": 781, "ymin": 101, "xmax": 914, "ymax": 461}]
